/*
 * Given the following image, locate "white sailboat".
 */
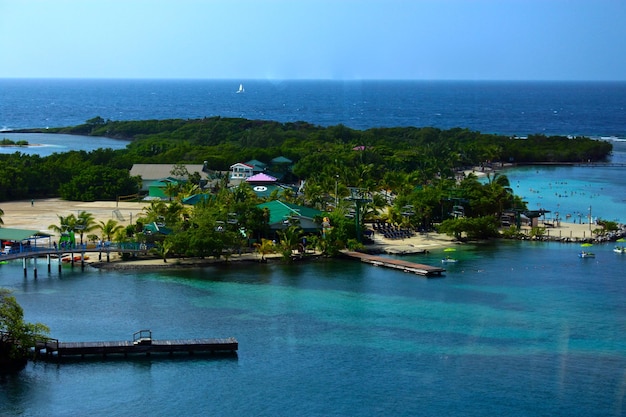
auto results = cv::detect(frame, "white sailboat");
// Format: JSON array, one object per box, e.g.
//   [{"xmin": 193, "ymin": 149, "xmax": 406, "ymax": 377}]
[{"xmin": 236, "ymin": 83, "xmax": 244, "ymax": 93}]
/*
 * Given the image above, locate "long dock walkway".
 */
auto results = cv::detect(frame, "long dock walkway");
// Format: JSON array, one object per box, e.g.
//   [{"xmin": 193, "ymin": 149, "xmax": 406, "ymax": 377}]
[
  {"xmin": 342, "ymin": 251, "xmax": 445, "ymax": 277},
  {"xmin": 1, "ymin": 243, "xmax": 153, "ymax": 277},
  {"xmin": 36, "ymin": 330, "xmax": 238, "ymax": 360}
]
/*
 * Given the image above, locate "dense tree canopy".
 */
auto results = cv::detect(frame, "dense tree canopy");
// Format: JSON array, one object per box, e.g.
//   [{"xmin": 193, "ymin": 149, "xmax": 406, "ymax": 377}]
[{"xmin": 4, "ymin": 117, "xmax": 612, "ymax": 203}]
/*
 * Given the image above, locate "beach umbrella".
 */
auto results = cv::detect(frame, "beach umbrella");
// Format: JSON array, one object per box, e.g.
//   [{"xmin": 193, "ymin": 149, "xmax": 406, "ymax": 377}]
[
  {"xmin": 581, "ymin": 243, "xmax": 593, "ymax": 247},
  {"xmin": 444, "ymin": 248, "xmax": 456, "ymax": 252}
]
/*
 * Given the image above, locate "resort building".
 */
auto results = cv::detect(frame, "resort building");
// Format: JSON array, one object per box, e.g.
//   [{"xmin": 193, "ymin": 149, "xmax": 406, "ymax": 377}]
[
  {"xmin": 257, "ymin": 200, "xmax": 322, "ymax": 233},
  {"xmin": 229, "ymin": 162, "xmax": 255, "ymax": 184},
  {"xmin": 129, "ymin": 163, "xmax": 212, "ymax": 199}
]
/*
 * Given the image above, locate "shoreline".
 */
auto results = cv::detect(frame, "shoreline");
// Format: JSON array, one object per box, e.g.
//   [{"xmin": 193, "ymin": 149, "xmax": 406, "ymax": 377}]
[{"xmin": 1, "ymin": 197, "xmax": 623, "ymax": 271}]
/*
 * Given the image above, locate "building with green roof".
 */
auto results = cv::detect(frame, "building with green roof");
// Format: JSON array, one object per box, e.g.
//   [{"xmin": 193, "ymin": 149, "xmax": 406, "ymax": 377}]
[{"xmin": 256, "ymin": 200, "xmax": 323, "ymax": 232}]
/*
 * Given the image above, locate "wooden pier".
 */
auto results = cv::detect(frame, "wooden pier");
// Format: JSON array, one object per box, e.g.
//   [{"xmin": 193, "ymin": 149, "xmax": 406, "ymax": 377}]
[
  {"xmin": 342, "ymin": 251, "xmax": 445, "ymax": 277},
  {"xmin": 1, "ymin": 246, "xmax": 151, "ymax": 278},
  {"xmin": 36, "ymin": 330, "xmax": 238, "ymax": 360}
]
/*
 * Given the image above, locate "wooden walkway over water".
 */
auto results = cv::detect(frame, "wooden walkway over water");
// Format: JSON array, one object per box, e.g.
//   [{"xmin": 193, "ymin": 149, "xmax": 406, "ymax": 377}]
[
  {"xmin": 342, "ymin": 251, "xmax": 445, "ymax": 277},
  {"xmin": 0, "ymin": 245, "xmax": 151, "ymax": 277},
  {"xmin": 36, "ymin": 330, "xmax": 238, "ymax": 360}
]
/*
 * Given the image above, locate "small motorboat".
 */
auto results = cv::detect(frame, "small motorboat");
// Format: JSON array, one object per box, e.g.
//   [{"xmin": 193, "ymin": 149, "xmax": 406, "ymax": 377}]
[
  {"xmin": 578, "ymin": 251, "xmax": 595, "ymax": 258},
  {"xmin": 441, "ymin": 256, "xmax": 458, "ymax": 263},
  {"xmin": 614, "ymin": 246, "xmax": 625, "ymax": 254}
]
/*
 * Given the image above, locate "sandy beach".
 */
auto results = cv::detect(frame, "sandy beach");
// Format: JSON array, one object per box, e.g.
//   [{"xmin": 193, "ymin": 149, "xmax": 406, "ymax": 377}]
[{"xmin": 1, "ymin": 198, "xmax": 145, "ymax": 234}]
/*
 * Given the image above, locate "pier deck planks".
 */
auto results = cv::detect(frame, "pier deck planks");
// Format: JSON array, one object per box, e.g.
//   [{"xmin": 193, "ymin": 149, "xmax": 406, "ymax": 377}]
[
  {"xmin": 342, "ymin": 251, "xmax": 445, "ymax": 277},
  {"xmin": 40, "ymin": 337, "xmax": 238, "ymax": 359}
]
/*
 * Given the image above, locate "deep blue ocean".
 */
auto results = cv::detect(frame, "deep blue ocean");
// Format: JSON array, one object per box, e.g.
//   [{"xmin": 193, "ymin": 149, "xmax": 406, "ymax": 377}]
[
  {"xmin": 1, "ymin": 79, "xmax": 626, "ymax": 137},
  {"xmin": 1, "ymin": 79, "xmax": 626, "ymax": 416}
]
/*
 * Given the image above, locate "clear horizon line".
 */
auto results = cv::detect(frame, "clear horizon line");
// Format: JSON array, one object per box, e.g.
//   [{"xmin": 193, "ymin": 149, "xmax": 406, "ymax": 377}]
[{"xmin": 1, "ymin": 76, "xmax": 625, "ymax": 83}]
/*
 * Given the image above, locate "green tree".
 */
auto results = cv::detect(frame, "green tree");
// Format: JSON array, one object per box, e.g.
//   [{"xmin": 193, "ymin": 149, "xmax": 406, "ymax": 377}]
[
  {"xmin": 277, "ymin": 225, "xmax": 303, "ymax": 260},
  {"xmin": 98, "ymin": 219, "xmax": 124, "ymax": 241},
  {"xmin": 75, "ymin": 211, "xmax": 98, "ymax": 245},
  {"xmin": 48, "ymin": 214, "xmax": 77, "ymax": 235},
  {"xmin": 151, "ymin": 240, "xmax": 174, "ymax": 263},
  {"xmin": 170, "ymin": 163, "xmax": 190, "ymax": 179},
  {"xmin": 1, "ymin": 289, "xmax": 50, "ymax": 373},
  {"xmin": 58, "ymin": 166, "xmax": 139, "ymax": 201},
  {"xmin": 141, "ymin": 200, "xmax": 169, "ymax": 224},
  {"xmin": 163, "ymin": 181, "xmax": 180, "ymax": 202},
  {"xmin": 86, "ymin": 116, "xmax": 106, "ymax": 126},
  {"xmin": 255, "ymin": 238, "xmax": 276, "ymax": 261},
  {"xmin": 438, "ymin": 216, "xmax": 500, "ymax": 240}
]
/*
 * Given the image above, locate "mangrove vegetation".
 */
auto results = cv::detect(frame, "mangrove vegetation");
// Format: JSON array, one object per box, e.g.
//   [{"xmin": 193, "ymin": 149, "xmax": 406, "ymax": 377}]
[{"xmin": 1, "ymin": 117, "xmax": 614, "ymax": 253}]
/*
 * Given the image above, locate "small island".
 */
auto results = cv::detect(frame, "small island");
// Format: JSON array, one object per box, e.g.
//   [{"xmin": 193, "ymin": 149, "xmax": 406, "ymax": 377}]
[
  {"xmin": 0, "ymin": 116, "xmax": 619, "ymax": 267},
  {"xmin": 1, "ymin": 138, "xmax": 30, "ymax": 147}
]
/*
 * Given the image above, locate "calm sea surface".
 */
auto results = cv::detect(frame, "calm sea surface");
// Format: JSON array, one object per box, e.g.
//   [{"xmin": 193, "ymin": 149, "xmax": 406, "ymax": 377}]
[
  {"xmin": 1, "ymin": 79, "xmax": 625, "ymax": 416},
  {"xmin": 1, "ymin": 79, "xmax": 625, "ymax": 137}
]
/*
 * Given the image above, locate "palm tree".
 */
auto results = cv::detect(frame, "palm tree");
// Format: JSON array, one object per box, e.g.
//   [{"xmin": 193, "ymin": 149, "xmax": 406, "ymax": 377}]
[
  {"xmin": 486, "ymin": 173, "xmax": 514, "ymax": 218},
  {"xmin": 48, "ymin": 214, "xmax": 78, "ymax": 248},
  {"xmin": 75, "ymin": 211, "xmax": 98, "ymax": 245},
  {"xmin": 277, "ymin": 225, "xmax": 303, "ymax": 260},
  {"xmin": 48, "ymin": 214, "xmax": 77, "ymax": 235},
  {"xmin": 0, "ymin": 207, "xmax": 4, "ymax": 226},
  {"xmin": 151, "ymin": 240, "xmax": 174, "ymax": 263},
  {"xmin": 177, "ymin": 182, "xmax": 200, "ymax": 201},
  {"xmin": 141, "ymin": 200, "xmax": 168, "ymax": 224},
  {"xmin": 254, "ymin": 238, "xmax": 275, "ymax": 261},
  {"xmin": 164, "ymin": 201, "xmax": 190, "ymax": 226},
  {"xmin": 163, "ymin": 181, "xmax": 180, "ymax": 202},
  {"xmin": 98, "ymin": 219, "xmax": 124, "ymax": 242},
  {"xmin": 487, "ymin": 172, "xmax": 511, "ymax": 188},
  {"xmin": 303, "ymin": 181, "xmax": 327, "ymax": 211}
]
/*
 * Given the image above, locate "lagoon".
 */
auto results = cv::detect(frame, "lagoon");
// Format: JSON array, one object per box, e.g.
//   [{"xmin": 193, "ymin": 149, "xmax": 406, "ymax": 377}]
[
  {"xmin": 0, "ymin": 138, "xmax": 625, "ymax": 416},
  {"xmin": 0, "ymin": 133, "xmax": 129, "ymax": 157},
  {"xmin": 1, "ymin": 78, "xmax": 626, "ymax": 415},
  {"xmin": 1, "ymin": 237, "xmax": 625, "ymax": 416}
]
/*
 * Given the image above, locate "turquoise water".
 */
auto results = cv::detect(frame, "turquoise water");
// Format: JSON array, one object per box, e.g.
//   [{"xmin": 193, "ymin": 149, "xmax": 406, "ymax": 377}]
[
  {"xmin": 1, "ymin": 148, "xmax": 625, "ymax": 416},
  {"xmin": 488, "ymin": 141, "xmax": 626, "ymax": 224},
  {"xmin": 1, "ymin": 239, "xmax": 625, "ymax": 416},
  {"xmin": 505, "ymin": 164, "xmax": 626, "ymax": 223},
  {"xmin": 2, "ymin": 153, "xmax": 626, "ymax": 415},
  {"xmin": 0, "ymin": 80, "xmax": 625, "ymax": 416}
]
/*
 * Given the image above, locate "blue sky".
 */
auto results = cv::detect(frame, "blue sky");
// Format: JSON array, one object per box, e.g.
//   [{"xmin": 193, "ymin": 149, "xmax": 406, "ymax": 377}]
[{"xmin": 1, "ymin": 0, "xmax": 625, "ymax": 80}]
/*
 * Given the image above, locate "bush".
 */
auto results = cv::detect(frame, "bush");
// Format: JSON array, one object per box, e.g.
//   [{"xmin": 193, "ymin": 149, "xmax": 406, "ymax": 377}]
[{"xmin": 1, "ymin": 289, "xmax": 50, "ymax": 374}]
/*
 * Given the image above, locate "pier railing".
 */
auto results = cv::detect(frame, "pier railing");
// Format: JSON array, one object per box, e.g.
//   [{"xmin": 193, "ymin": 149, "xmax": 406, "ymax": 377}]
[
  {"xmin": 0, "ymin": 242, "xmax": 155, "ymax": 259},
  {"xmin": 30, "ymin": 330, "xmax": 239, "ymax": 360},
  {"xmin": 133, "ymin": 330, "xmax": 153, "ymax": 345}
]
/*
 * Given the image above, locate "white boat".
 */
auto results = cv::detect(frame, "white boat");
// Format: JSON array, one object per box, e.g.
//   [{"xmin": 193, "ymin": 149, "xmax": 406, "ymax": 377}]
[
  {"xmin": 441, "ymin": 257, "xmax": 458, "ymax": 263},
  {"xmin": 578, "ymin": 251, "xmax": 595, "ymax": 258},
  {"xmin": 236, "ymin": 83, "xmax": 244, "ymax": 93},
  {"xmin": 614, "ymin": 246, "xmax": 625, "ymax": 254}
]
